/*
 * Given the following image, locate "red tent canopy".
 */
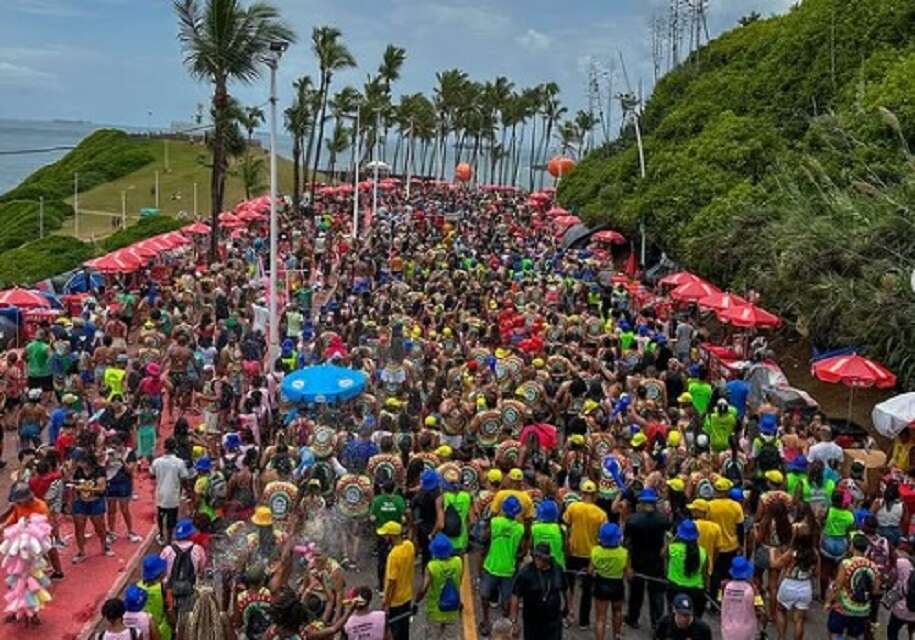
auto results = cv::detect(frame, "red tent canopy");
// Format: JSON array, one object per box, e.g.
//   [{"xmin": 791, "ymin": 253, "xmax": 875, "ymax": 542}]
[
  {"xmin": 139, "ymin": 236, "xmax": 172, "ymax": 253},
  {"xmin": 670, "ymin": 280, "xmax": 720, "ymax": 302},
  {"xmin": 592, "ymin": 230, "xmax": 627, "ymax": 245},
  {"xmin": 717, "ymin": 303, "xmax": 780, "ymax": 329},
  {"xmin": 0, "ymin": 288, "xmax": 50, "ymax": 309},
  {"xmin": 182, "ymin": 222, "xmax": 211, "ymax": 235},
  {"xmin": 811, "ymin": 353, "xmax": 896, "ymax": 389},
  {"xmin": 128, "ymin": 242, "xmax": 158, "ymax": 259},
  {"xmin": 553, "ymin": 215, "xmax": 580, "ymax": 227},
  {"xmin": 85, "ymin": 252, "xmax": 142, "ymax": 274},
  {"xmin": 546, "ymin": 207, "xmax": 570, "ymax": 217},
  {"xmin": 698, "ymin": 291, "xmax": 748, "ymax": 312},
  {"xmin": 659, "ymin": 271, "xmax": 702, "ymax": 288},
  {"xmin": 218, "ymin": 212, "xmax": 245, "ymax": 228}
]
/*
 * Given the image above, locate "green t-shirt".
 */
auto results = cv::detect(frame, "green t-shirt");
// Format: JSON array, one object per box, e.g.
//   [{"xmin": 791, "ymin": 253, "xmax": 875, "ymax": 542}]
[
  {"xmin": 703, "ymin": 408, "xmax": 737, "ymax": 452},
  {"xmin": 786, "ymin": 472, "xmax": 806, "ymax": 497},
  {"xmin": 25, "ymin": 340, "xmax": 50, "ymax": 378},
  {"xmin": 531, "ymin": 521, "xmax": 566, "ymax": 568},
  {"xmin": 619, "ymin": 331, "xmax": 635, "ymax": 351},
  {"xmin": 117, "ymin": 292, "xmax": 136, "ymax": 315},
  {"xmin": 823, "ymin": 507, "xmax": 855, "ymax": 537},
  {"xmin": 483, "ymin": 515, "xmax": 524, "ymax": 577},
  {"xmin": 370, "ymin": 494, "xmax": 406, "ymax": 528},
  {"xmin": 667, "ymin": 541, "xmax": 707, "ymax": 588},
  {"xmin": 426, "ymin": 555, "xmax": 463, "ymax": 623},
  {"xmin": 688, "ymin": 381, "xmax": 713, "ymax": 415},
  {"xmin": 591, "ymin": 545, "xmax": 628, "ymax": 579},
  {"xmin": 443, "ymin": 491, "xmax": 472, "ymax": 551}
]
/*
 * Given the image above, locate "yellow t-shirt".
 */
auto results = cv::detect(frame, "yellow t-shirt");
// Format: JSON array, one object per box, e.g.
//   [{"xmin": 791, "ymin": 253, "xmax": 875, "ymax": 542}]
[
  {"xmin": 695, "ymin": 519, "xmax": 722, "ymax": 575},
  {"xmin": 490, "ymin": 489, "xmax": 535, "ymax": 521},
  {"xmin": 563, "ymin": 501, "xmax": 608, "ymax": 559},
  {"xmin": 707, "ymin": 498, "xmax": 744, "ymax": 553},
  {"xmin": 892, "ymin": 441, "xmax": 914, "ymax": 470},
  {"xmin": 385, "ymin": 540, "xmax": 416, "ymax": 607}
]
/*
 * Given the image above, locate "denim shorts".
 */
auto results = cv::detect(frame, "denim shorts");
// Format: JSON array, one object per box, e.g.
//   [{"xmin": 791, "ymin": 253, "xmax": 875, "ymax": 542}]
[
  {"xmin": 73, "ymin": 498, "xmax": 106, "ymax": 517},
  {"xmin": 820, "ymin": 535, "xmax": 848, "ymax": 561},
  {"xmin": 481, "ymin": 570, "xmax": 514, "ymax": 605}
]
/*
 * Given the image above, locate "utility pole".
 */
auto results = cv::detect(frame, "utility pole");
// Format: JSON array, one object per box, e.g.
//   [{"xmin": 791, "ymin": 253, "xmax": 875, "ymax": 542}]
[
  {"xmin": 74, "ymin": 172, "xmax": 79, "ymax": 239},
  {"xmin": 372, "ymin": 109, "xmax": 381, "ymax": 223},
  {"xmin": 39, "ymin": 196, "xmax": 44, "ymax": 239},
  {"xmin": 154, "ymin": 170, "xmax": 160, "ymax": 209},
  {"xmin": 267, "ymin": 41, "xmax": 287, "ymax": 370},
  {"xmin": 405, "ymin": 118, "xmax": 414, "ymax": 200},
  {"xmin": 193, "ymin": 182, "xmax": 198, "ymax": 219},
  {"xmin": 164, "ymin": 139, "xmax": 170, "ymax": 173},
  {"xmin": 352, "ymin": 109, "xmax": 361, "ymax": 237},
  {"xmin": 121, "ymin": 190, "xmax": 127, "ymax": 228}
]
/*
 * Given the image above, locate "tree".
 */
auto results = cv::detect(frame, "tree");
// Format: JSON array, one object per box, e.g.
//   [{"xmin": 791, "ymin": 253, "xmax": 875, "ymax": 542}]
[
  {"xmin": 309, "ymin": 26, "xmax": 356, "ymax": 197},
  {"xmin": 329, "ymin": 85, "xmax": 361, "ymax": 177},
  {"xmin": 174, "ymin": 0, "xmax": 295, "ymax": 260},
  {"xmin": 239, "ymin": 105, "xmax": 265, "ymax": 142},
  {"xmin": 234, "ymin": 151, "xmax": 266, "ymax": 199},
  {"xmin": 285, "ymin": 76, "xmax": 313, "ymax": 209},
  {"xmin": 325, "ymin": 124, "xmax": 350, "ymax": 183}
]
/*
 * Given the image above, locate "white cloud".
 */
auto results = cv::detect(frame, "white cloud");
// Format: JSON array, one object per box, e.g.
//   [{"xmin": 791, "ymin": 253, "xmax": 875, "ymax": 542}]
[
  {"xmin": 516, "ymin": 29, "xmax": 551, "ymax": 52},
  {"xmin": 0, "ymin": 61, "xmax": 56, "ymax": 84}
]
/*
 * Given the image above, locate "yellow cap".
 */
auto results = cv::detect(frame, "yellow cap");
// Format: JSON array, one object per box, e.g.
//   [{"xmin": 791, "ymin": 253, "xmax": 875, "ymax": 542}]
[
  {"xmin": 192, "ymin": 445, "xmax": 205, "ymax": 459},
  {"xmin": 667, "ymin": 430, "xmax": 682, "ymax": 447},
  {"xmin": 677, "ymin": 392, "xmax": 693, "ymax": 404},
  {"xmin": 532, "ymin": 358, "xmax": 544, "ymax": 368},
  {"xmin": 489, "ymin": 300, "xmax": 498, "ymax": 310},
  {"xmin": 487, "ymin": 469, "xmax": 503, "ymax": 484},
  {"xmin": 714, "ymin": 477, "xmax": 734, "ymax": 492},
  {"xmin": 581, "ymin": 480, "xmax": 597, "ymax": 493},
  {"xmin": 435, "ymin": 445, "xmax": 453, "ymax": 458},
  {"xmin": 376, "ymin": 521, "xmax": 403, "ymax": 536},
  {"xmin": 251, "ymin": 506, "xmax": 273, "ymax": 527},
  {"xmin": 443, "ymin": 327, "xmax": 453, "ymax": 337},
  {"xmin": 765, "ymin": 470, "xmax": 784, "ymax": 485},
  {"xmin": 508, "ymin": 468, "xmax": 523, "ymax": 481},
  {"xmin": 411, "ymin": 326, "xmax": 422, "ymax": 338},
  {"xmin": 582, "ymin": 399, "xmax": 600, "ymax": 414},
  {"xmin": 495, "ymin": 348, "xmax": 509, "ymax": 359},
  {"xmin": 384, "ymin": 397, "xmax": 403, "ymax": 409},
  {"xmin": 631, "ymin": 433, "xmax": 647, "ymax": 448},
  {"xmin": 687, "ymin": 499, "xmax": 709, "ymax": 514},
  {"xmin": 569, "ymin": 434, "xmax": 586, "ymax": 446},
  {"xmin": 666, "ymin": 478, "xmax": 685, "ymax": 492},
  {"xmin": 144, "ymin": 320, "xmax": 155, "ymax": 329},
  {"xmin": 424, "ymin": 415, "xmax": 438, "ymax": 427}
]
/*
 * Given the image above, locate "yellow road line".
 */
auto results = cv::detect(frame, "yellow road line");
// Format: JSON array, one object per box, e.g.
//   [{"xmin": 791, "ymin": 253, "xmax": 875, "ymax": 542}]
[{"xmin": 461, "ymin": 554, "xmax": 478, "ymax": 640}]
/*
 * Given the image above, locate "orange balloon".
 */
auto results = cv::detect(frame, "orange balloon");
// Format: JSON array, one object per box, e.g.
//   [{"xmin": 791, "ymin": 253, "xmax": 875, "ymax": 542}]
[
  {"xmin": 547, "ymin": 156, "xmax": 575, "ymax": 178},
  {"xmin": 455, "ymin": 163, "xmax": 473, "ymax": 182}
]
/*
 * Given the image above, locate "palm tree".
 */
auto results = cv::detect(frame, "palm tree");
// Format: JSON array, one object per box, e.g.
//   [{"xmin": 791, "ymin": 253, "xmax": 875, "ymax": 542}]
[
  {"xmin": 434, "ymin": 69, "xmax": 469, "ymax": 178},
  {"xmin": 377, "ymin": 45, "xmax": 406, "ymax": 162},
  {"xmin": 325, "ymin": 124, "xmax": 350, "ymax": 183},
  {"xmin": 309, "ymin": 26, "xmax": 356, "ymax": 197},
  {"xmin": 239, "ymin": 105, "xmax": 265, "ymax": 142},
  {"xmin": 285, "ymin": 76, "xmax": 312, "ymax": 209},
  {"xmin": 573, "ymin": 109, "xmax": 598, "ymax": 155},
  {"xmin": 174, "ymin": 0, "xmax": 295, "ymax": 260},
  {"xmin": 329, "ymin": 85, "xmax": 361, "ymax": 176}
]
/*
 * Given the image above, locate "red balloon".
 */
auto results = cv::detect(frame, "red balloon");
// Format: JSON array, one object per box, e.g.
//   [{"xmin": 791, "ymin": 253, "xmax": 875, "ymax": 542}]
[
  {"xmin": 547, "ymin": 156, "xmax": 575, "ymax": 178},
  {"xmin": 455, "ymin": 163, "xmax": 473, "ymax": 182}
]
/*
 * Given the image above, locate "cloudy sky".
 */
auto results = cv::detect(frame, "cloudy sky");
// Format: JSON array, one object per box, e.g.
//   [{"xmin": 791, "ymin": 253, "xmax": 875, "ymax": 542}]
[{"xmin": 1, "ymin": 0, "xmax": 796, "ymax": 128}]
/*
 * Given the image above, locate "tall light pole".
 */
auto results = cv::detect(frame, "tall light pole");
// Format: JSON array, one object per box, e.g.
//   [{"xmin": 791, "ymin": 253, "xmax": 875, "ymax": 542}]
[
  {"xmin": 352, "ymin": 109, "xmax": 361, "ymax": 237},
  {"xmin": 372, "ymin": 109, "xmax": 381, "ymax": 223},
  {"xmin": 38, "ymin": 196, "xmax": 44, "ymax": 239},
  {"xmin": 74, "ymin": 172, "xmax": 79, "ymax": 239},
  {"xmin": 267, "ymin": 42, "xmax": 287, "ymax": 369},
  {"xmin": 405, "ymin": 118, "xmax": 414, "ymax": 200}
]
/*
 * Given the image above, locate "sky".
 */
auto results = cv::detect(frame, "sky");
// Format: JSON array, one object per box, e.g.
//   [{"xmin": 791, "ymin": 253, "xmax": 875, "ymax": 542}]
[{"xmin": 1, "ymin": 0, "xmax": 797, "ymax": 130}]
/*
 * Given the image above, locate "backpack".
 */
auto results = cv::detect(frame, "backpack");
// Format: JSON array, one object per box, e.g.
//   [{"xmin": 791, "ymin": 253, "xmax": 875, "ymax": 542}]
[
  {"xmin": 206, "ymin": 471, "xmax": 228, "ymax": 508},
  {"xmin": 438, "ymin": 570, "xmax": 461, "ymax": 612},
  {"xmin": 849, "ymin": 563, "xmax": 875, "ymax": 605},
  {"xmin": 442, "ymin": 499, "xmax": 462, "ymax": 539},
  {"xmin": 99, "ymin": 628, "xmax": 138, "ymax": 640},
  {"xmin": 756, "ymin": 440, "xmax": 782, "ymax": 473},
  {"xmin": 169, "ymin": 544, "xmax": 198, "ymax": 606},
  {"xmin": 243, "ymin": 600, "xmax": 272, "ymax": 639}
]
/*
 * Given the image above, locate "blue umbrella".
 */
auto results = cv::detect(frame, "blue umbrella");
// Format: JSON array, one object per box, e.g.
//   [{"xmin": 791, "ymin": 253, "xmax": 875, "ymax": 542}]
[
  {"xmin": 63, "ymin": 270, "xmax": 103, "ymax": 294},
  {"xmin": 281, "ymin": 364, "xmax": 367, "ymax": 404},
  {"xmin": 38, "ymin": 291, "xmax": 62, "ymax": 309}
]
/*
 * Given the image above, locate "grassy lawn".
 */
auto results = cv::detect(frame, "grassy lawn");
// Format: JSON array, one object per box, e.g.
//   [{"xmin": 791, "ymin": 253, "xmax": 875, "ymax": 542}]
[{"xmin": 58, "ymin": 137, "xmax": 296, "ymax": 241}]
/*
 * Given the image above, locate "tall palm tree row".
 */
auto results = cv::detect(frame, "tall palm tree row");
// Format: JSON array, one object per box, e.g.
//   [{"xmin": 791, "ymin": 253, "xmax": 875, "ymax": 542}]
[
  {"xmin": 174, "ymin": 0, "xmax": 295, "ymax": 260},
  {"xmin": 285, "ymin": 75, "xmax": 313, "ymax": 208}
]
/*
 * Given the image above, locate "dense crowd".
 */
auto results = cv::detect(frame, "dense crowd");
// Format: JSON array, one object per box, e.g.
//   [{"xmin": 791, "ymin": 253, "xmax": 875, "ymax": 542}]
[{"xmin": 2, "ymin": 181, "xmax": 913, "ymax": 640}]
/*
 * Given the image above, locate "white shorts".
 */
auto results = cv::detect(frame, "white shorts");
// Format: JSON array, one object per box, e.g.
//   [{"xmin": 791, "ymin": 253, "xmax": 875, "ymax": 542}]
[{"xmin": 777, "ymin": 578, "xmax": 812, "ymax": 611}]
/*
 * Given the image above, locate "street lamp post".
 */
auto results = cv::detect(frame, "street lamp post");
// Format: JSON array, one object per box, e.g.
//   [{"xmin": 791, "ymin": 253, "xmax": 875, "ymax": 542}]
[
  {"xmin": 267, "ymin": 42, "xmax": 287, "ymax": 369},
  {"xmin": 352, "ymin": 110, "xmax": 361, "ymax": 238},
  {"xmin": 372, "ymin": 110, "xmax": 381, "ymax": 223}
]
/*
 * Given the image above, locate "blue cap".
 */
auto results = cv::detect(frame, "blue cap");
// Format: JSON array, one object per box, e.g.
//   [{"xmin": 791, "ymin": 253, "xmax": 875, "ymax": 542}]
[
  {"xmin": 729, "ymin": 555, "xmax": 754, "ymax": 580},
  {"xmin": 224, "ymin": 433, "xmax": 241, "ymax": 451},
  {"xmin": 676, "ymin": 519, "xmax": 699, "ymax": 542},
  {"xmin": 787, "ymin": 454, "xmax": 808, "ymax": 472},
  {"xmin": 194, "ymin": 456, "xmax": 211, "ymax": 472},
  {"xmin": 638, "ymin": 488, "xmax": 658, "ymax": 503},
  {"xmin": 420, "ymin": 469, "xmax": 441, "ymax": 492},
  {"xmin": 142, "ymin": 554, "xmax": 167, "ymax": 581},
  {"xmin": 759, "ymin": 413, "xmax": 777, "ymax": 435},
  {"xmin": 599, "ymin": 522, "xmax": 622, "ymax": 547},
  {"xmin": 653, "ymin": 334, "xmax": 668, "ymax": 344},
  {"xmin": 124, "ymin": 584, "xmax": 148, "ymax": 612},
  {"xmin": 174, "ymin": 518, "xmax": 197, "ymax": 541},
  {"xmin": 536, "ymin": 499, "xmax": 559, "ymax": 523},
  {"xmin": 430, "ymin": 533, "xmax": 454, "ymax": 560},
  {"xmin": 672, "ymin": 593, "xmax": 693, "ymax": 613},
  {"xmin": 502, "ymin": 495, "xmax": 522, "ymax": 518},
  {"xmin": 728, "ymin": 488, "xmax": 744, "ymax": 502}
]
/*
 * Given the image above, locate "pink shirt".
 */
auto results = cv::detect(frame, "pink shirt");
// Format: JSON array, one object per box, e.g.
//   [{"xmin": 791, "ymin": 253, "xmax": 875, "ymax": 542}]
[
  {"xmin": 893, "ymin": 557, "xmax": 915, "ymax": 622},
  {"xmin": 123, "ymin": 611, "xmax": 151, "ymax": 639},
  {"xmin": 344, "ymin": 610, "xmax": 387, "ymax": 640},
  {"xmin": 721, "ymin": 580, "xmax": 758, "ymax": 640},
  {"xmin": 159, "ymin": 541, "xmax": 207, "ymax": 583}
]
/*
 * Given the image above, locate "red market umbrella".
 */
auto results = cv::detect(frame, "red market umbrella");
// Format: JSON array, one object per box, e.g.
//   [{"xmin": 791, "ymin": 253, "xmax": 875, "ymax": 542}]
[
  {"xmin": 592, "ymin": 230, "xmax": 627, "ymax": 245},
  {"xmin": 670, "ymin": 279, "xmax": 720, "ymax": 302},
  {"xmin": 546, "ymin": 207, "xmax": 570, "ymax": 217},
  {"xmin": 163, "ymin": 232, "xmax": 191, "ymax": 247},
  {"xmin": 85, "ymin": 252, "xmax": 141, "ymax": 274},
  {"xmin": 119, "ymin": 247, "xmax": 153, "ymax": 266},
  {"xmin": 698, "ymin": 291, "xmax": 748, "ymax": 313},
  {"xmin": 140, "ymin": 236, "xmax": 172, "ymax": 253},
  {"xmin": 218, "ymin": 212, "xmax": 244, "ymax": 228},
  {"xmin": 553, "ymin": 215, "xmax": 580, "ymax": 227},
  {"xmin": 128, "ymin": 242, "xmax": 158, "ymax": 259},
  {"xmin": 0, "ymin": 287, "xmax": 50, "ymax": 309},
  {"xmin": 529, "ymin": 192, "xmax": 551, "ymax": 202},
  {"xmin": 182, "ymin": 221, "xmax": 211, "ymax": 235},
  {"xmin": 812, "ymin": 353, "xmax": 897, "ymax": 389},
  {"xmin": 659, "ymin": 271, "xmax": 702, "ymax": 287},
  {"xmin": 336, "ymin": 183, "xmax": 354, "ymax": 194},
  {"xmin": 718, "ymin": 303, "xmax": 781, "ymax": 329}
]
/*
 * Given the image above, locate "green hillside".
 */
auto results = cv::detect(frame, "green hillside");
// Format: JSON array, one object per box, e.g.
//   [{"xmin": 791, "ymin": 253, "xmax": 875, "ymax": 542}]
[{"xmin": 560, "ymin": 0, "xmax": 915, "ymax": 387}]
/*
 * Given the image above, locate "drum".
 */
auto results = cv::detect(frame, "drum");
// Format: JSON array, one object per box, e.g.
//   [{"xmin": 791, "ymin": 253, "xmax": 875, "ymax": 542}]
[
  {"xmin": 412, "ymin": 452, "xmax": 441, "ymax": 473},
  {"xmin": 515, "ymin": 381, "xmax": 544, "ymax": 408},
  {"xmin": 495, "ymin": 439, "xmax": 522, "ymax": 467},
  {"xmin": 366, "ymin": 453, "xmax": 405, "ymax": 486},
  {"xmin": 500, "ymin": 400, "xmax": 528, "ymax": 437},
  {"xmin": 473, "ymin": 410, "xmax": 503, "ymax": 448},
  {"xmin": 311, "ymin": 426, "xmax": 337, "ymax": 458},
  {"xmin": 335, "ymin": 474, "xmax": 373, "ymax": 518},
  {"xmin": 589, "ymin": 433, "xmax": 614, "ymax": 472},
  {"xmin": 640, "ymin": 378, "xmax": 665, "ymax": 405}
]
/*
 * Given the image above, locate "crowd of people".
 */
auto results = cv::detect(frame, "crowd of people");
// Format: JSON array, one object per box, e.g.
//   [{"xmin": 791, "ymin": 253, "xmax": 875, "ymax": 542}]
[{"xmin": 2, "ymin": 180, "xmax": 914, "ymax": 640}]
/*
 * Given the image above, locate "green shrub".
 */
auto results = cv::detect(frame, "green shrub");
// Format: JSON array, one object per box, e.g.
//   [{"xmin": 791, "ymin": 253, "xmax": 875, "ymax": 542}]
[
  {"xmin": 0, "ymin": 236, "xmax": 95, "ymax": 287},
  {"xmin": 100, "ymin": 216, "xmax": 185, "ymax": 252},
  {"xmin": 0, "ymin": 200, "xmax": 72, "ymax": 253}
]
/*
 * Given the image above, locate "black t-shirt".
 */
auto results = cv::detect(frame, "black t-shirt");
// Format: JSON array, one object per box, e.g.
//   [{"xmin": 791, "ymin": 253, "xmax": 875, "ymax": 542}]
[
  {"xmin": 101, "ymin": 408, "xmax": 136, "ymax": 438},
  {"xmin": 625, "ymin": 510, "xmax": 670, "ymax": 575},
  {"xmin": 73, "ymin": 463, "xmax": 105, "ymax": 501},
  {"xmin": 512, "ymin": 562, "xmax": 567, "ymax": 627},
  {"xmin": 411, "ymin": 489, "xmax": 440, "ymax": 535},
  {"xmin": 653, "ymin": 615, "xmax": 712, "ymax": 640}
]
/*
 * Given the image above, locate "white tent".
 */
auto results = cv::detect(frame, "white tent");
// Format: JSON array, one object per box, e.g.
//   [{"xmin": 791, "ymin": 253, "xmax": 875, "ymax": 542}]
[{"xmin": 872, "ymin": 392, "xmax": 915, "ymax": 438}]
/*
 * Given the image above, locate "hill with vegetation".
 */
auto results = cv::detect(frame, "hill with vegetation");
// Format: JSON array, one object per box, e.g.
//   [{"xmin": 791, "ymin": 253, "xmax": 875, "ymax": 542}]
[{"xmin": 559, "ymin": 0, "xmax": 915, "ymax": 387}]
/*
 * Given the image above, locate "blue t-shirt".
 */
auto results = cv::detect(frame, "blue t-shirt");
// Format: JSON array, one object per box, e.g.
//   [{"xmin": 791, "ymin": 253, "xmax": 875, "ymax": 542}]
[
  {"xmin": 49, "ymin": 407, "xmax": 68, "ymax": 446},
  {"xmin": 726, "ymin": 379, "xmax": 750, "ymax": 419},
  {"xmin": 342, "ymin": 439, "xmax": 378, "ymax": 474}
]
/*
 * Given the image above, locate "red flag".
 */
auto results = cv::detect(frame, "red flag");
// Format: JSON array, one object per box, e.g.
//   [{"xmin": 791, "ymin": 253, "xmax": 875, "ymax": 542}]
[{"xmin": 624, "ymin": 243, "xmax": 638, "ymax": 278}]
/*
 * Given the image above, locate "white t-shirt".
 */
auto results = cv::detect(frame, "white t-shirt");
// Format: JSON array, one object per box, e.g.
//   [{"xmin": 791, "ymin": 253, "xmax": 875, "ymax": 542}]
[
  {"xmin": 807, "ymin": 441, "xmax": 844, "ymax": 466},
  {"xmin": 151, "ymin": 453, "xmax": 189, "ymax": 509},
  {"xmin": 252, "ymin": 304, "xmax": 269, "ymax": 334}
]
